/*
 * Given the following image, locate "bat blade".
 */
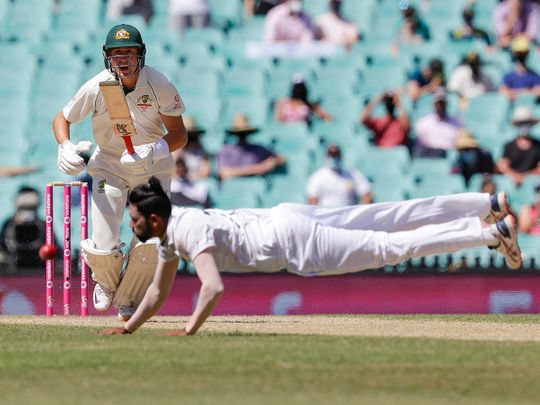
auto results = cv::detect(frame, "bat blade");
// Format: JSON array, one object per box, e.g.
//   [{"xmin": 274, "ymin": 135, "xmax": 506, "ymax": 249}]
[{"xmin": 99, "ymin": 80, "xmax": 136, "ymax": 154}]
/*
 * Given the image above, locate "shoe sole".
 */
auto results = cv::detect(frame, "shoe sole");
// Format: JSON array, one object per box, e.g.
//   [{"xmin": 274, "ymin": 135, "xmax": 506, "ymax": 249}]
[{"xmin": 498, "ymin": 216, "xmax": 522, "ymax": 269}]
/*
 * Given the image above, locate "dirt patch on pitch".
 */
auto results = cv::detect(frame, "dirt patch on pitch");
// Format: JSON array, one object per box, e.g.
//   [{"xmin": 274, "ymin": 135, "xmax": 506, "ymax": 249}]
[{"xmin": 1, "ymin": 315, "xmax": 540, "ymax": 342}]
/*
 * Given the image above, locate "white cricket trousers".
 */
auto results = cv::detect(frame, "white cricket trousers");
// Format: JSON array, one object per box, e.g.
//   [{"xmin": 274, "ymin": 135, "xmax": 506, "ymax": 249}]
[
  {"xmin": 271, "ymin": 193, "xmax": 496, "ymax": 275},
  {"xmin": 86, "ymin": 153, "xmax": 174, "ymax": 250}
]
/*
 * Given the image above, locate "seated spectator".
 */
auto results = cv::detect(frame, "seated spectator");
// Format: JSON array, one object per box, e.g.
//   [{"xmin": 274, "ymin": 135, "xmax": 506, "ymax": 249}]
[
  {"xmin": 407, "ymin": 58, "xmax": 445, "ymax": 103},
  {"xmin": 264, "ymin": 0, "xmax": 316, "ymax": 43},
  {"xmin": 452, "ymin": 129, "xmax": 496, "ymax": 186},
  {"xmin": 361, "ymin": 90, "xmax": 410, "ymax": 148},
  {"xmin": 244, "ymin": 0, "xmax": 283, "ymax": 17},
  {"xmin": 274, "ymin": 74, "xmax": 333, "ymax": 125},
  {"xmin": 217, "ymin": 114, "xmax": 286, "ymax": 180},
  {"xmin": 518, "ymin": 183, "xmax": 540, "ymax": 234},
  {"xmin": 170, "ymin": 155, "xmax": 212, "ymax": 208},
  {"xmin": 494, "ymin": 0, "xmax": 539, "ymax": 48},
  {"xmin": 497, "ymin": 106, "xmax": 540, "ymax": 186},
  {"xmin": 315, "ymin": 0, "xmax": 360, "ymax": 50},
  {"xmin": 450, "ymin": 6, "xmax": 493, "ymax": 47},
  {"xmin": 392, "ymin": 5, "xmax": 431, "ymax": 52},
  {"xmin": 169, "ymin": 0, "xmax": 210, "ymax": 34},
  {"xmin": 448, "ymin": 52, "xmax": 497, "ymax": 106},
  {"xmin": 0, "ymin": 186, "xmax": 51, "ymax": 270},
  {"xmin": 500, "ymin": 35, "xmax": 540, "ymax": 100},
  {"xmin": 172, "ymin": 116, "xmax": 211, "ymax": 180},
  {"xmin": 414, "ymin": 88, "xmax": 464, "ymax": 158},
  {"xmin": 480, "ymin": 174, "xmax": 498, "ymax": 194},
  {"xmin": 306, "ymin": 143, "xmax": 372, "ymax": 206},
  {"xmin": 106, "ymin": 0, "xmax": 154, "ymax": 24}
]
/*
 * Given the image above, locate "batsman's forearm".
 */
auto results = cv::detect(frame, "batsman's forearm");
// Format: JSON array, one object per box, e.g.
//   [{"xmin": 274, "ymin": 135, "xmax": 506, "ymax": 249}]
[
  {"xmin": 185, "ymin": 284, "xmax": 224, "ymax": 335},
  {"xmin": 52, "ymin": 112, "xmax": 71, "ymax": 144}
]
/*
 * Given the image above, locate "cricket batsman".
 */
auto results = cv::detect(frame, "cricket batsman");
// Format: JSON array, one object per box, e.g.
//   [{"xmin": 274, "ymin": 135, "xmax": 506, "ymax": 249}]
[{"xmin": 52, "ymin": 24, "xmax": 188, "ymax": 319}]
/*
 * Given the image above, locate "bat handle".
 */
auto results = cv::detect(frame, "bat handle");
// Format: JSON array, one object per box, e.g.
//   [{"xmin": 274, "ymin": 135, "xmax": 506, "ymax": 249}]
[{"xmin": 123, "ymin": 136, "xmax": 135, "ymax": 155}]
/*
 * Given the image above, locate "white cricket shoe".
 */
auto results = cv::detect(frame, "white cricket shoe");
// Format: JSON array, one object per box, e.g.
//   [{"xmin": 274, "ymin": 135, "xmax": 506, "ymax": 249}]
[
  {"xmin": 491, "ymin": 215, "xmax": 522, "ymax": 270},
  {"xmin": 118, "ymin": 305, "xmax": 136, "ymax": 322},
  {"xmin": 486, "ymin": 192, "xmax": 511, "ymax": 224},
  {"xmin": 93, "ymin": 283, "xmax": 113, "ymax": 311}
]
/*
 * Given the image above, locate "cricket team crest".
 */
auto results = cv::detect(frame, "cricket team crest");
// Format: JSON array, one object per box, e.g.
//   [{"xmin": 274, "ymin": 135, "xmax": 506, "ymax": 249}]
[
  {"xmin": 136, "ymin": 94, "xmax": 153, "ymax": 111},
  {"xmin": 97, "ymin": 179, "xmax": 106, "ymax": 193},
  {"xmin": 115, "ymin": 29, "xmax": 130, "ymax": 40}
]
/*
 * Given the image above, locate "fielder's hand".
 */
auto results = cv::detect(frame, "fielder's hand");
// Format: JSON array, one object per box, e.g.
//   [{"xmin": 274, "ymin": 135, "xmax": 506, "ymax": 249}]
[
  {"xmin": 57, "ymin": 140, "xmax": 94, "ymax": 175},
  {"xmin": 98, "ymin": 327, "xmax": 132, "ymax": 335},
  {"xmin": 120, "ymin": 139, "xmax": 169, "ymax": 173}
]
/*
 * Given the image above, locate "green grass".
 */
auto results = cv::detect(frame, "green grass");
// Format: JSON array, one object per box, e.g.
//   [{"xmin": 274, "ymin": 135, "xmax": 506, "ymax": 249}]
[{"xmin": 1, "ymin": 319, "xmax": 540, "ymax": 405}]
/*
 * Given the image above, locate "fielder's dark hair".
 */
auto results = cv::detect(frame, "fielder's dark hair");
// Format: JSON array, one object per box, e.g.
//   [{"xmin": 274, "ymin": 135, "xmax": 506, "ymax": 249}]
[{"xmin": 128, "ymin": 177, "xmax": 172, "ymax": 220}]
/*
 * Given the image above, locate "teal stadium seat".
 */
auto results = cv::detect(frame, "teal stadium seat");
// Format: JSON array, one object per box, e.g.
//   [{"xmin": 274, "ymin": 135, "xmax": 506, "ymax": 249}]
[
  {"xmin": 208, "ymin": 0, "xmax": 242, "ymax": 29},
  {"xmin": 222, "ymin": 95, "xmax": 270, "ymax": 129},
  {"xmin": 222, "ymin": 69, "xmax": 266, "ymax": 97}
]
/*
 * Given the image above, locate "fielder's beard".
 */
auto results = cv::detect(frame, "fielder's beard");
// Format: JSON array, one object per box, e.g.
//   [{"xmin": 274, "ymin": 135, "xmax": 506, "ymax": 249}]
[{"xmin": 133, "ymin": 219, "xmax": 153, "ymax": 243}]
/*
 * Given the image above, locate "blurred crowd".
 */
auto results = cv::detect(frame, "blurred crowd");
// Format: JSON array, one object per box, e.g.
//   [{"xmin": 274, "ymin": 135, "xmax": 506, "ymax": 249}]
[{"xmin": 4, "ymin": 0, "xmax": 540, "ymax": 270}]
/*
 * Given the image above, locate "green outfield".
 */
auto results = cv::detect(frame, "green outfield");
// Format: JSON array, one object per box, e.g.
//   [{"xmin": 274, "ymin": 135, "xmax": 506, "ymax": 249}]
[{"xmin": 1, "ymin": 315, "xmax": 540, "ymax": 405}]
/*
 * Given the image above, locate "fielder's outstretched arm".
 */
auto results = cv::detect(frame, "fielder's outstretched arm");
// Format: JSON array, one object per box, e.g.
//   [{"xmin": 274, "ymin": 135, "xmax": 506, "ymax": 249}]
[{"xmin": 167, "ymin": 251, "xmax": 224, "ymax": 336}]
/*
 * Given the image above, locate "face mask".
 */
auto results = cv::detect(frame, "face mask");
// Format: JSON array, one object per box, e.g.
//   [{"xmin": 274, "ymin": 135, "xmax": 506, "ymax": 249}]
[
  {"xmin": 518, "ymin": 124, "xmax": 533, "ymax": 136},
  {"xmin": 327, "ymin": 157, "xmax": 342, "ymax": 171},
  {"xmin": 460, "ymin": 150, "xmax": 477, "ymax": 166},
  {"xmin": 289, "ymin": 0, "xmax": 302, "ymax": 14}
]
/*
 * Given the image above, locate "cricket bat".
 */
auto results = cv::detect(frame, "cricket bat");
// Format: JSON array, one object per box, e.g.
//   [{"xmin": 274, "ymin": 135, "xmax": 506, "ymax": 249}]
[{"xmin": 99, "ymin": 80, "xmax": 136, "ymax": 155}]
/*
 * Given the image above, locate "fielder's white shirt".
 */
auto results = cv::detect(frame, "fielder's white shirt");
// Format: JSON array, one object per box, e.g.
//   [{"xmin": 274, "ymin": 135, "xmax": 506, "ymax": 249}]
[
  {"xmin": 160, "ymin": 206, "xmax": 284, "ymax": 273},
  {"xmin": 63, "ymin": 66, "xmax": 185, "ymax": 157},
  {"xmin": 306, "ymin": 167, "xmax": 371, "ymax": 207}
]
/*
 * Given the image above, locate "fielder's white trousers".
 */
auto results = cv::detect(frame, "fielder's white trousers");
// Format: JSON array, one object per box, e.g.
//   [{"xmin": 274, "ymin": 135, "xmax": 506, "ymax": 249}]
[{"xmin": 271, "ymin": 193, "xmax": 496, "ymax": 275}]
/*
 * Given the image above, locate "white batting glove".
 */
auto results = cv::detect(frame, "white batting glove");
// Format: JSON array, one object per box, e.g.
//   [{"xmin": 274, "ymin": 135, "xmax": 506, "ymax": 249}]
[
  {"xmin": 120, "ymin": 139, "xmax": 170, "ymax": 172},
  {"xmin": 57, "ymin": 140, "xmax": 94, "ymax": 175}
]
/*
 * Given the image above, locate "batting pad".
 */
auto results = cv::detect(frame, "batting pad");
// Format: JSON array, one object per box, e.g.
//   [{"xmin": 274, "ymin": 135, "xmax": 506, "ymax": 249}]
[
  {"xmin": 113, "ymin": 239, "xmax": 159, "ymax": 307},
  {"xmin": 80, "ymin": 239, "xmax": 123, "ymax": 291}
]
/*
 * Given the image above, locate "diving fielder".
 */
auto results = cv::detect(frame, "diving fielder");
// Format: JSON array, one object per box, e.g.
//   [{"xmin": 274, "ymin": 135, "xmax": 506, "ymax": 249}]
[
  {"xmin": 100, "ymin": 177, "xmax": 521, "ymax": 336},
  {"xmin": 52, "ymin": 24, "xmax": 188, "ymax": 319}
]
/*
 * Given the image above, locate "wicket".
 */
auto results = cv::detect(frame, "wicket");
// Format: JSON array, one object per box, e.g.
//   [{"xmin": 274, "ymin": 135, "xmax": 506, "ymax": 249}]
[{"xmin": 45, "ymin": 181, "xmax": 89, "ymax": 316}]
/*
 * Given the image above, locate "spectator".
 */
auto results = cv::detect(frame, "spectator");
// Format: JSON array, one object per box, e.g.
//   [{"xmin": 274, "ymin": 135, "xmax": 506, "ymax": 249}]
[
  {"xmin": 415, "ymin": 88, "xmax": 464, "ymax": 158},
  {"xmin": 450, "ymin": 5, "xmax": 493, "ymax": 47},
  {"xmin": 217, "ymin": 114, "xmax": 286, "ymax": 180},
  {"xmin": 306, "ymin": 143, "xmax": 372, "ymax": 206},
  {"xmin": 170, "ymin": 155, "xmax": 212, "ymax": 208},
  {"xmin": 499, "ymin": 35, "xmax": 540, "ymax": 101},
  {"xmin": 361, "ymin": 90, "xmax": 411, "ymax": 148},
  {"xmin": 172, "ymin": 116, "xmax": 211, "ymax": 181},
  {"xmin": 448, "ymin": 51, "xmax": 497, "ymax": 105},
  {"xmin": 518, "ymin": 183, "xmax": 540, "ymax": 234},
  {"xmin": 106, "ymin": 0, "xmax": 154, "ymax": 24},
  {"xmin": 274, "ymin": 74, "xmax": 333, "ymax": 125},
  {"xmin": 0, "ymin": 186, "xmax": 51, "ymax": 270},
  {"xmin": 315, "ymin": 0, "xmax": 360, "ymax": 50},
  {"xmin": 481, "ymin": 174, "xmax": 498, "ymax": 194},
  {"xmin": 407, "ymin": 58, "xmax": 445, "ymax": 103},
  {"xmin": 497, "ymin": 105, "xmax": 540, "ymax": 186},
  {"xmin": 494, "ymin": 0, "xmax": 539, "ymax": 48},
  {"xmin": 452, "ymin": 129, "xmax": 496, "ymax": 186},
  {"xmin": 169, "ymin": 0, "xmax": 210, "ymax": 34},
  {"xmin": 264, "ymin": 0, "xmax": 316, "ymax": 43},
  {"xmin": 244, "ymin": 0, "xmax": 283, "ymax": 17},
  {"xmin": 392, "ymin": 5, "xmax": 431, "ymax": 52}
]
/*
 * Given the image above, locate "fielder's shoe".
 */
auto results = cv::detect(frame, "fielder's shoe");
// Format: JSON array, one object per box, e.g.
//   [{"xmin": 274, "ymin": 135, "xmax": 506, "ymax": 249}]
[
  {"xmin": 118, "ymin": 305, "xmax": 136, "ymax": 322},
  {"xmin": 491, "ymin": 215, "xmax": 522, "ymax": 270},
  {"xmin": 93, "ymin": 283, "xmax": 113, "ymax": 311},
  {"xmin": 486, "ymin": 192, "xmax": 511, "ymax": 224}
]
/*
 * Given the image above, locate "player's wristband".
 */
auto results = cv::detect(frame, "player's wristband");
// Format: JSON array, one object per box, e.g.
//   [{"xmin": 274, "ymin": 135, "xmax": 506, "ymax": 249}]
[{"xmin": 152, "ymin": 139, "xmax": 170, "ymax": 161}]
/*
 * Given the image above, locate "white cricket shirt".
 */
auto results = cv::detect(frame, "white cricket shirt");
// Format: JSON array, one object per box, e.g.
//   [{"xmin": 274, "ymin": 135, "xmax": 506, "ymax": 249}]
[
  {"xmin": 159, "ymin": 206, "xmax": 284, "ymax": 273},
  {"xmin": 63, "ymin": 66, "xmax": 185, "ymax": 157}
]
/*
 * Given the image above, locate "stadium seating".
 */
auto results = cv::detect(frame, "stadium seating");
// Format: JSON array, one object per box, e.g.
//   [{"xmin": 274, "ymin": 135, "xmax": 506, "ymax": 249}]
[{"xmin": 0, "ymin": 0, "xmax": 538, "ymax": 271}]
